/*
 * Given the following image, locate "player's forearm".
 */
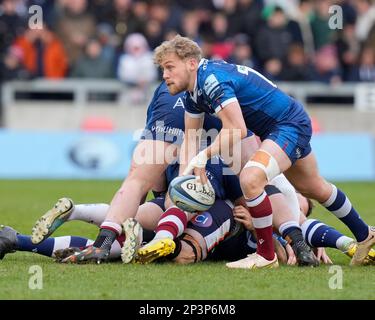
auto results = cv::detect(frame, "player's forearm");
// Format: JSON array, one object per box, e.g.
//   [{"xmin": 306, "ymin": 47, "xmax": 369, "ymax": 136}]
[
  {"xmin": 179, "ymin": 130, "xmax": 200, "ymax": 175},
  {"xmin": 179, "ymin": 114, "xmax": 204, "ymax": 175}
]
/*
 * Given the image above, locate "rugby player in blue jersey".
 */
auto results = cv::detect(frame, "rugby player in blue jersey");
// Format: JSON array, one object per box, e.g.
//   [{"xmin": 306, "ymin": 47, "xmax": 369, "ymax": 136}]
[
  {"xmin": 30, "ymin": 79, "xmax": 315, "ymax": 265},
  {"xmin": 153, "ymin": 35, "xmax": 374, "ymax": 268}
]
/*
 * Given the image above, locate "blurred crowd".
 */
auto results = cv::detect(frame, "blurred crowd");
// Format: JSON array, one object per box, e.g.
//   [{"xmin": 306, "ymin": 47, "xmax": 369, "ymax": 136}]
[{"xmin": 1, "ymin": 0, "xmax": 375, "ymax": 90}]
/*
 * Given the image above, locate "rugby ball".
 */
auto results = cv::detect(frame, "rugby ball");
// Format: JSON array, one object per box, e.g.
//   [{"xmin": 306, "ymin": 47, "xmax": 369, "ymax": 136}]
[{"xmin": 168, "ymin": 175, "xmax": 215, "ymax": 212}]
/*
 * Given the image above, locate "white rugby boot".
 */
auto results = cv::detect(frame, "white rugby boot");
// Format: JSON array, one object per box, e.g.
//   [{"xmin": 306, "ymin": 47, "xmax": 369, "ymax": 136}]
[
  {"xmin": 31, "ymin": 198, "xmax": 74, "ymax": 244},
  {"xmin": 121, "ymin": 218, "xmax": 143, "ymax": 263},
  {"xmin": 226, "ymin": 252, "xmax": 279, "ymax": 269}
]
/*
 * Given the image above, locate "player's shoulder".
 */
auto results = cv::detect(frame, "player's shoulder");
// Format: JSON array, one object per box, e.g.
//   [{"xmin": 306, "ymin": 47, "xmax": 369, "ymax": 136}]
[
  {"xmin": 198, "ymin": 59, "xmax": 233, "ymax": 86},
  {"xmin": 199, "ymin": 59, "xmax": 223, "ymax": 76},
  {"xmin": 154, "ymin": 81, "xmax": 168, "ymax": 96}
]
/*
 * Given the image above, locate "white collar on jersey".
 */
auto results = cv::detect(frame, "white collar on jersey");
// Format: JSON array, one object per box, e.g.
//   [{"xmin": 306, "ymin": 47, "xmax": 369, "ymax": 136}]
[{"xmin": 190, "ymin": 58, "xmax": 207, "ymax": 103}]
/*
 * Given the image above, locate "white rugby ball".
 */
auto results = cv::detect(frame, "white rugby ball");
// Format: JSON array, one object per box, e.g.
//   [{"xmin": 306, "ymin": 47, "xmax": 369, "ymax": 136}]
[{"xmin": 168, "ymin": 175, "xmax": 215, "ymax": 212}]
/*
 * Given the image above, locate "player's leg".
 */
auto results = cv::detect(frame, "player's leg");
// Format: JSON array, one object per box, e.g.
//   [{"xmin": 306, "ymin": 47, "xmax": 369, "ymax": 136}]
[
  {"xmin": 136, "ymin": 195, "xmax": 192, "ymax": 263},
  {"xmin": 238, "ymin": 138, "xmax": 291, "ymax": 266},
  {"xmin": 0, "ymin": 225, "xmax": 126, "ymax": 262},
  {"xmin": 60, "ymin": 196, "xmax": 167, "ymax": 264},
  {"xmin": 31, "ymin": 198, "xmax": 110, "ymax": 244},
  {"xmin": 137, "ymin": 199, "xmax": 234, "ymax": 264},
  {"xmin": 0, "ymin": 225, "xmax": 88, "ymax": 260},
  {"xmin": 121, "ymin": 199, "xmax": 166, "ymax": 263},
  {"xmin": 266, "ymin": 187, "xmax": 318, "ymax": 266},
  {"xmin": 270, "ymin": 174, "xmax": 301, "ymax": 220},
  {"xmin": 284, "ymin": 151, "xmax": 375, "ymax": 265},
  {"xmin": 65, "ymin": 140, "xmax": 173, "ymax": 263},
  {"xmin": 301, "ymin": 218, "xmax": 375, "ymax": 265},
  {"xmin": 105, "ymin": 140, "xmax": 175, "ymax": 224},
  {"xmin": 19, "ymin": 235, "xmax": 92, "ymax": 259}
]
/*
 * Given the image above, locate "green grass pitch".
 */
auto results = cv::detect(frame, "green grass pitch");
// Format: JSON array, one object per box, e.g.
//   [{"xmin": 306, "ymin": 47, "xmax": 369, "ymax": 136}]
[{"xmin": 0, "ymin": 180, "xmax": 374, "ymax": 300}]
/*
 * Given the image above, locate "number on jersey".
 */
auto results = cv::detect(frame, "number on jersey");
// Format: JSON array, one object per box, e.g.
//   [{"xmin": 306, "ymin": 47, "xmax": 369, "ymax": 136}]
[{"xmin": 236, "ymin": 65, "xmax": 277, "ymax": 88}]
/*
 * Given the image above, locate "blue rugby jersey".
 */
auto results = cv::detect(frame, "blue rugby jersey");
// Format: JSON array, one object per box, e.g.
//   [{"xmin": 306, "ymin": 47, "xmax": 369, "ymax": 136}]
[
  {"xmin": 141, "ymin": 81, "xmax": 222, "ymax": 145},
  {"xmin": 185, "ymin": 59, "xmax": 310, "ymax": 140}
]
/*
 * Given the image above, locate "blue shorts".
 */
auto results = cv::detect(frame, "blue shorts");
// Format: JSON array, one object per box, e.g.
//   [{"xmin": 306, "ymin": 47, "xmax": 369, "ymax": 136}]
[
  {"xmin": 148, "ymin": 196, "xmax": 166, "ymax": 211},
  {"xmin": 265, "ymin": 101, "xmax": 312, "ymax": 164}
]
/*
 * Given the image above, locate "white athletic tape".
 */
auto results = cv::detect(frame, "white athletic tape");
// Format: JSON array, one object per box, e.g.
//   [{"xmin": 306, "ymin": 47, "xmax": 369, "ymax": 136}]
[{"xmin": 244, "ymin": 149, "xmax": 280, "ymax": 181}]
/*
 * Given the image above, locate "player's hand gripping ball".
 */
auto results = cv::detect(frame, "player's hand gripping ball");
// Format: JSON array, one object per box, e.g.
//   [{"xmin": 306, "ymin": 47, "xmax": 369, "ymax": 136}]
[{"xmin": 168, "ymin": 175, "xmax": 215, "ymax": 212}]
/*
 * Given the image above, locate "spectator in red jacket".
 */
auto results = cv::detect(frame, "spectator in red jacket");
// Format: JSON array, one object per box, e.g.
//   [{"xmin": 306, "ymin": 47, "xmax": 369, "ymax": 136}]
[{"xmin": 13, "ymin": 25, "xmax": 68, "ymax": 79}]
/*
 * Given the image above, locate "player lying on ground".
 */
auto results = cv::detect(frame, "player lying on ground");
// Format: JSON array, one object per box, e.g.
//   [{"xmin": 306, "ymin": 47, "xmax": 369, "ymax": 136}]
[
  {"xmin": 0, "ymin": 203, "xmax": 287, "ymax": 264},
  {"xmin": 3, "ymin": 186, "xmax": 373, "ymax": 265},
  {"xmin": 155, "ymin": 35, "xmax": 375, "ymax": 268},
  {"xmin": 126, "ymin": 159, "xmax": 317, "ymax": 266},
  {"xmin": 0, "ymin": 167, "xmax": 292, "ymax": 264},
  {"xmin": 131, "ymin": 185, "xmax": 374, "ymax": 267},
  {"xmin": 21, "ymin": 160, "xmax": 374, "ymax": 265},
  {"xmin": 27, "ymin": 158, "xmax": 316, "ymax": 265}
]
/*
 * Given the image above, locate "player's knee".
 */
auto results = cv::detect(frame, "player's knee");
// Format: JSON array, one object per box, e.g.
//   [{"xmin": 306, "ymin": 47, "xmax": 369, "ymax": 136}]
[
  {"xmin": 243, "ymin": 149, "xmax": 280, "ymax": 183},
  {"xmin": 122, "ymin": 174, "xmax": 153, "ymax": 195},
  {"xmin": 240, "ymin": 169, "xmax": 266, "ymax": 198}
]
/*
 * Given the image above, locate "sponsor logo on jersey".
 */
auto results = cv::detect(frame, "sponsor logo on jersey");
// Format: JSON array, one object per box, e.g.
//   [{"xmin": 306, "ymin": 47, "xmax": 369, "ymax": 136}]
[
  {"xmin": 151, "ymin": 121, "xmax": 184, "ymax": 137},
  {"xmin": 191, "ymin": 212, "xmax": 213, "ymax": 227},
  {"xmin": 203, "ymin": 74, "xmax": 220, "ymax": 96},
  {"xmin": 173, "ymin": 97, "xmax": 185, "ymax": 109}
]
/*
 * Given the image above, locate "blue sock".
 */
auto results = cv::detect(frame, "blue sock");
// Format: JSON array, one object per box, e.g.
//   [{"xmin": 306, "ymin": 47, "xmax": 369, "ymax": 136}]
[
  {"xmin": 322, "ymin": 184, "xmax": 369, "ymax": 242},
  {"xmin": 302, "ymin": 219, "xmax": 353, "ymax": 251},
  {"xmin": 16, "ymin": 235, "xmax": 91, "ymax": 257}
]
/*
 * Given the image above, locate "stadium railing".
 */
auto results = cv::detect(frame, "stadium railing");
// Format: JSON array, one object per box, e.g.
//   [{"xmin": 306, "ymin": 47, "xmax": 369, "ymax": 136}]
[{"xmin": 2, "ymin": 79, "xmax": 375, "ymax": 111}]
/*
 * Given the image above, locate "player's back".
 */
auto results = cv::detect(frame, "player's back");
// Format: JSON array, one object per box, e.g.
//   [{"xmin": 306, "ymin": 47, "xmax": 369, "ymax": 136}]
[
  {"xmin": 144, "ymin": 81, "xmax": 222, "ymax": 145},
  {"xmin": 198, "ymin": 60, "xmax": 300, "ymax": 138}
]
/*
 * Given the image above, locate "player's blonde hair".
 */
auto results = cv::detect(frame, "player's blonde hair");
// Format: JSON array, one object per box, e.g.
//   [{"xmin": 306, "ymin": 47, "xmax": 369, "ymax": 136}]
[{"xmin": 154, "ymin": 35, "xmax": 202, "ymax": 66}]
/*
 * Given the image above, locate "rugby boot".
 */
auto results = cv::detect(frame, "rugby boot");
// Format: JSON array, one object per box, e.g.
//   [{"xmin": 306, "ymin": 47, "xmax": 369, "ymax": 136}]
[
  {"xmin": 0, "ymin": 226, "xmax": 18, "ymax": 260},
  {"xmin": 350, "ymin": 226, "xmax": 375, "ymax": 266},
  {"xmin": 121, "ymin": 218, "xmax": 143, "ymax": 264},
  {"xmin": 60, "ymin": 246, "xmax": 110, "ymax": 264},
  {"xmin": 226, "ymin": 252, "xmax": 279, "ymax": 269},
  {"xmin": 285, "ymin": 228, "xmax": 319, "ymax": 267},
  {"xmin": 31, "ymin": 198, "xmax": 74, "ymax": 244},
  {"xmin": 345, "ymin": 241, "xmax": 375, "ymax": 265},
  {"xmin": 136, "ymin": 238, "xmax": 176, "ymax": 264},
  {"xmin": 54, "ymin": 247, "xmax": 82, "ymax": 262},
  {"xmin": 292, "ymin": 239, "xmax": 320, "ymax": 267}
]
